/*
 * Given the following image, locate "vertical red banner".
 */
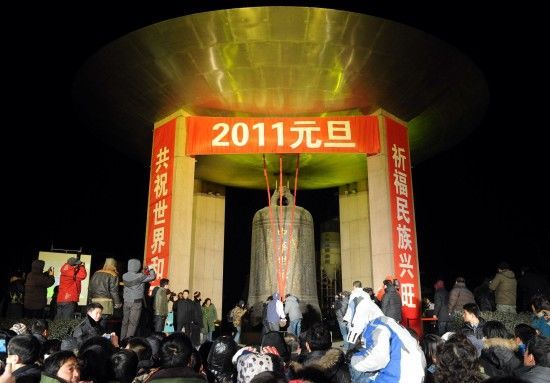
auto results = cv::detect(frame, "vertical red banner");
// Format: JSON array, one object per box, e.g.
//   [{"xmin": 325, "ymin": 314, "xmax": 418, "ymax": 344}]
[
  {"xmin": 385, "ymin": 116, "xmax": 422, "ymax": 334},
  {"xmin": 144, "ymin": 119, "xmax": 176, "ymax": 287}
]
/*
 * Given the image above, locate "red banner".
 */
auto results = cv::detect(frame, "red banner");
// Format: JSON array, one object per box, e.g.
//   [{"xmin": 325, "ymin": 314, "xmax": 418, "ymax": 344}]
[
  {"xmin": 186, "ymin": 116, "xmax": 380, "ymax": 155},
  {"xmin": 385, "ymin": 116, "xmax": 422, "ymax": 334},
  {"xmin": 144, "ymin": 119, "xmax": 176, "ymax": 287}
]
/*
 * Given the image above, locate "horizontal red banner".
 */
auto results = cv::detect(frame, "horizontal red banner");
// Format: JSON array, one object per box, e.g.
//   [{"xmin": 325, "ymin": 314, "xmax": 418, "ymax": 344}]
[{"xmin": 186, "ymin": 116, "xmax": 380, "ymax": 155}]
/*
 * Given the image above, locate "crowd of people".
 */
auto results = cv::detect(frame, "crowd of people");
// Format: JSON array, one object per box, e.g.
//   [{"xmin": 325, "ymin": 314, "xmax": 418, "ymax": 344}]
[{"xmin": 1, "ymin": 257, "xmax": 549, "ymax": 383}]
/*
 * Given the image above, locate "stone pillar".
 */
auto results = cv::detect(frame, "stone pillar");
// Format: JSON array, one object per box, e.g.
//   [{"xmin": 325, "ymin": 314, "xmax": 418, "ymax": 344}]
[
  {"xmin": 367, "ymin": 112, "xmax": 396, "ymax": 289},
  {"xmin": 338, "ymin": 180, "xmax": 373, "ymax": 290},
  {"xmin": 190, "ymin": 180, "xmax": 225, "ymax": 317}
]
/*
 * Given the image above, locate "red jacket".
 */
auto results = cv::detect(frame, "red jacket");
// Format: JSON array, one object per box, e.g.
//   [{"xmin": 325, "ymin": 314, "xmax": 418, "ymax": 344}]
[{"xmin": 57, "ymin": 263, "xmax": 87, "ymax": 303}]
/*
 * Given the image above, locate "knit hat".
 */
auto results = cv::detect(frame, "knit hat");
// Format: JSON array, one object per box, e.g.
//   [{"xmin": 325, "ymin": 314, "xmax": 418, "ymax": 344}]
[
  {"xmin": 67, "ymin": 257, "xmax": 82, "ymax": 266},
  {"xmin": 236, "ymin": 353, "xmax": 274, "ymax": 383},
  {"xmin": 10, "ymin": 323, "xmax": 28, "ymax": 335}
]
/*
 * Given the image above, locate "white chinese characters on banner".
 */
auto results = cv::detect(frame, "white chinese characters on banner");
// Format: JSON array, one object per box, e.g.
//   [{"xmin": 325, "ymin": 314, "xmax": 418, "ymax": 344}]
[
  {"xmin": 151, "ymin": 147, "xmax": 170, "ymax": 257},
  {"xmin": 210, "ymin": 120, "xmax": 358, "ymax": 149},
  {"xmin": 392, "ymin": 144, "xmax": 416, "ymax": 308},
  {"xmin": 150, "ymin": 256, "xmax": 165, "ymax": 279}
]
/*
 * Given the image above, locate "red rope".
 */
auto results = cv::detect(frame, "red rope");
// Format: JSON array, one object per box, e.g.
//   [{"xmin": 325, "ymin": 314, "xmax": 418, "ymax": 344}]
[
  {"xmin": 282, "ymin": 155, "xmax": 300, "ymax": 296},
  {"xmin": 263, "ymin": 155, "xmax": 281, "ymax": 296},
  {"xmin": 277, "ymin": 155, "xmax": 284, "ymax": 299}
]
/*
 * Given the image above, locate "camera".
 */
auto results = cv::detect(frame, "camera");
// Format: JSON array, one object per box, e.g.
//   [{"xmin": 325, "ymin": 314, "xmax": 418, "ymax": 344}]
[{"xmin": 102, "ymin": 333, "xmax": 112, "ymax": 339}]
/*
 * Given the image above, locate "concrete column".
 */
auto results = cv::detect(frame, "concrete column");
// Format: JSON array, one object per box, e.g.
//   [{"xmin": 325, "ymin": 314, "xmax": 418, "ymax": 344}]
[
  {"xmin": 190, "ymin": 180, "xmax": 225, "ymax": 317},
  {"xmin": 338, "ymin": 180, "xmax": 373, "ymax": 290},
  {"xmin": 367, "ymin": 112, "xmax": 395, "ymax": 289},
  {"xmin": 160, "ymin": 113, "xmax": 196, "ymax": 294}
]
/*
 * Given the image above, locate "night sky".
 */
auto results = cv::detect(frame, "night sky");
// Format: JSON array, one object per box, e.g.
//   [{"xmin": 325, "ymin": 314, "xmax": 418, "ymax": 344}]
[{"xmin": 3, "ymin": 1, "xmax": 548, "ymax": 302}]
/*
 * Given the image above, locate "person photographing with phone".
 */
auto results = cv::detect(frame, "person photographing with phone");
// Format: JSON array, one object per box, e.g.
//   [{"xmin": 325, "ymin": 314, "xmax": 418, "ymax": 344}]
[
  {"xmin": 121, "ymin": 259, "xmax": 156, "ymax": 340},
  {"xmin": 24, "ymin": 260, "xmax": 55, "ymax": 319},
  {"xmin": 56, "ymin": 256, "xmax": 87, "ymax": 320}
]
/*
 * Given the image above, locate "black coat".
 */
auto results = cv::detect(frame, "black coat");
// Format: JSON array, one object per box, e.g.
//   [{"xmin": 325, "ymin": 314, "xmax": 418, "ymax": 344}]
[
  {"xmin": 72, "ymin": 314, "xmax": 106, "ymax": 345},
  {"xmin": 433, "ymin": 288, "xmax": 450, "ymax": 321},
  {"xmin": 24, "ymin": 260, "xmax": 55, "ymax": 310},
  {"xmin": 479, "ymin": 338, "xmax": 521, "ymax": 378},
  {"xmin": 175, "ymin": 299, "xmax": 196, "ymax": 332},
  {"xmin": 290, "ymin": 348, "xmax": 351, "ymax": 383}
]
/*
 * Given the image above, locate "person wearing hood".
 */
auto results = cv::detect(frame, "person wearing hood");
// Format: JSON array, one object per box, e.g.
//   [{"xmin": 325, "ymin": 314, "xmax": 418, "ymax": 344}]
[
  {"xmin": 89, "ymin": 258, "xmax": 122, "ymax": 325},
  {"xmin": 266, "ymin": 293, "xmax": 285, "ymax": 332},
  {"xmin": 448, "ymin": 277, "xmax": 475, "ymax": 315},
  {"xmin": 284, "ymin": 294, "xmax": 302, "ymax": 336},
  {"xmin": 349, "ymin": 297, "xmax": 425, "ymax": 382},
  {"xmin": 343, "ymin": 280, "xmax": 371, "ymax": 346},
  {"xmin": 56, "ymin": 256, "xmax": 87, "ymax": 320},
  {"xmin": 489, "ymin": 262, "xmax": 517, "ymax": 313},
  {"xmin": 121, "ymin": 259, "xmax": 156, "ymax": 340},
  {"xmin": 24, "ymin": 260, "xmax": 55, "ymax": 319}
]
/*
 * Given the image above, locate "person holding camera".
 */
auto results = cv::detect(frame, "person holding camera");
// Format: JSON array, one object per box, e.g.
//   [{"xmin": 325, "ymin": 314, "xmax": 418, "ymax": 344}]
[
  {"xmin": 23, "ymin": 260, "xmax": 55, "ymax": 318},
  {"xmin": 121, "ymin": 259, "xmax": 156, "ymax": 340},
  {"xmin": 56, "ymin": 256, "xmax": 87, "ymax": 319}
]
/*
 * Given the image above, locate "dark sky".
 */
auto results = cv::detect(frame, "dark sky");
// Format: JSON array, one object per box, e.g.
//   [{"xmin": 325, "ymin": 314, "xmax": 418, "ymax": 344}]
[{"xmin": 4, "ymin": 1, "xmax": 549, "ymax": 295}]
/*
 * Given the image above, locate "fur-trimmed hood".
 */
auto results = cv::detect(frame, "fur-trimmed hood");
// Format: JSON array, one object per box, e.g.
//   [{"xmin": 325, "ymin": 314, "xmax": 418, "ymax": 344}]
[
  {"xmin": 483, "ymin": 337, "xmax": 518, "ymax": 351},
  {"xmin": 290, "ymin": 348, "xmax": 349, "ymax": 382}
]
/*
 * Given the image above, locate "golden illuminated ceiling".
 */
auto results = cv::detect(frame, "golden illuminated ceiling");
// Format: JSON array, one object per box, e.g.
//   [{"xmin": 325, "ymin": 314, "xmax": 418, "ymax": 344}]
[{"xmin": 73, "ymin": 6, "xmax": 488, "ymax": 189}]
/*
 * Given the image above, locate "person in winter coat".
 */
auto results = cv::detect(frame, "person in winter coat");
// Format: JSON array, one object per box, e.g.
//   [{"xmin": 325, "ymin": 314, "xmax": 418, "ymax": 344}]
[
  {"xmin": 343, "ymin": 280, "xmax": 375, "ymax": 346},
  {"xmin": 201, "ymin": 298, "xmax": 217, "ymax": 342},
  {"xmin": 489, "ymin": 262, "xmax": 517, "ymax": 313},
  {"xmin": 530, "ymin": 294, "xmax": 550, "ymax": 337},
  {"xmin": 6, "ymin": 335, "xmax": 42, "ymax": 383},
  {"xmin": 289, "ymin": 322, "xmax": 350, "ymax": 383},
  {"xmin": 174, "ymin": 290, "xmax": 195, "ymax": 335},
  {"xmin": 349, "ymin": 297, "xmax": 425, "ymax": 383},
  {"xmin": 479, "ymin": 321, "xmax": 521, "ymax": 377},
  {"xmin": 89, "ymin": 258, "xmax": 122, "ymax": 320},
  {"xmin": 333, "ymin": 291, "xmax": 350, "ymax": 352},
  {"xmin": 516, "ymin": 335, "xmax": 550, "ymax": 383},
  {"xmin": 433, "ymin": 280, "xmax": 451, "ymax": 335},
  {"xmin": 448, "ymin": 277, "xmax": 475, "ymax": 315},
  {"xmin": 121, "ymin": 259, "xmax": 156, "ymax": 340},
  {"xmin": 266, "ymin": 292, "xmax": 285, "ymax": 332},
  {"xmin": 24, "ymin": 260, "xmax": 55, "ymax": 319},
  {"xmin": 72, "ymin": 302, "xmax": 107, "ymax": 345},
  {"xmin": 284, "ymin": 294, "xmax": 302, "ymax": 336},
  {"xmin": 56, "ymin": 257, "xmax": 87, "ymax": 320},
  {"xmin": 461, "ymin": 303, "xmax": 486, "ymax": 339},
  {"xmin": 152, "ymin": 278, "xmax": 170, "ymax": 332},
  {"xmin": 231, "ymin": 300, "xmax": 247, "ymax": 344},
  {"xmin": 7, "ymin": 270, "xmax": 25, "ymax": 319},
  {"xmin": 474, "ymin": 278, "xmax": 496, "ymax": 312},
  {"xmin": 380, "ymin": 279, "xmax": 402, "ymax": 323}
]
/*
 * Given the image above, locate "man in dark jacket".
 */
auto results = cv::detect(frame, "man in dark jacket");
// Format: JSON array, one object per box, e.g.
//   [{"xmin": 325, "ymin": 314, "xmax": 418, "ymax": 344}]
[
  {"xmin": 433, "ymin": 280, "xmax": 451, "ymax": 335},
  {"xmin": 381, "ymin": 279, "xmax": 402, "ymax": 323},
  {"xmin": 333, "ymin": 291, "xmax": 350, "ymax": 352},
  {"xmin": 121, "ymin": 259, "xmax": 156, "ymax": 339},
  {"xmin": 23, "ymin": 260, "xmax": 55, "ymax": 319},
  {"xmin": 72, "ymin": 302, "xmax": 107, "ymax": 345},
  {"xmin": 460, "ymin": 303, "xmax": 486, "ymax": 339},
  {"xmin": 6, "ymin": 335, "xmax": 42, "ymax": 383},
  {"xmin": 174, "ymin": 290, "xmax": 195, "ymax": 337}
]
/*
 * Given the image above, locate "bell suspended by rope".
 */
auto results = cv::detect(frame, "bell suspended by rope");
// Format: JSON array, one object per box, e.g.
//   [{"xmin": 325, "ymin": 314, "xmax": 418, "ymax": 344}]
[{"xmin": 247, "ymin": 155, "xmax": 320, "ymax": 326}]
